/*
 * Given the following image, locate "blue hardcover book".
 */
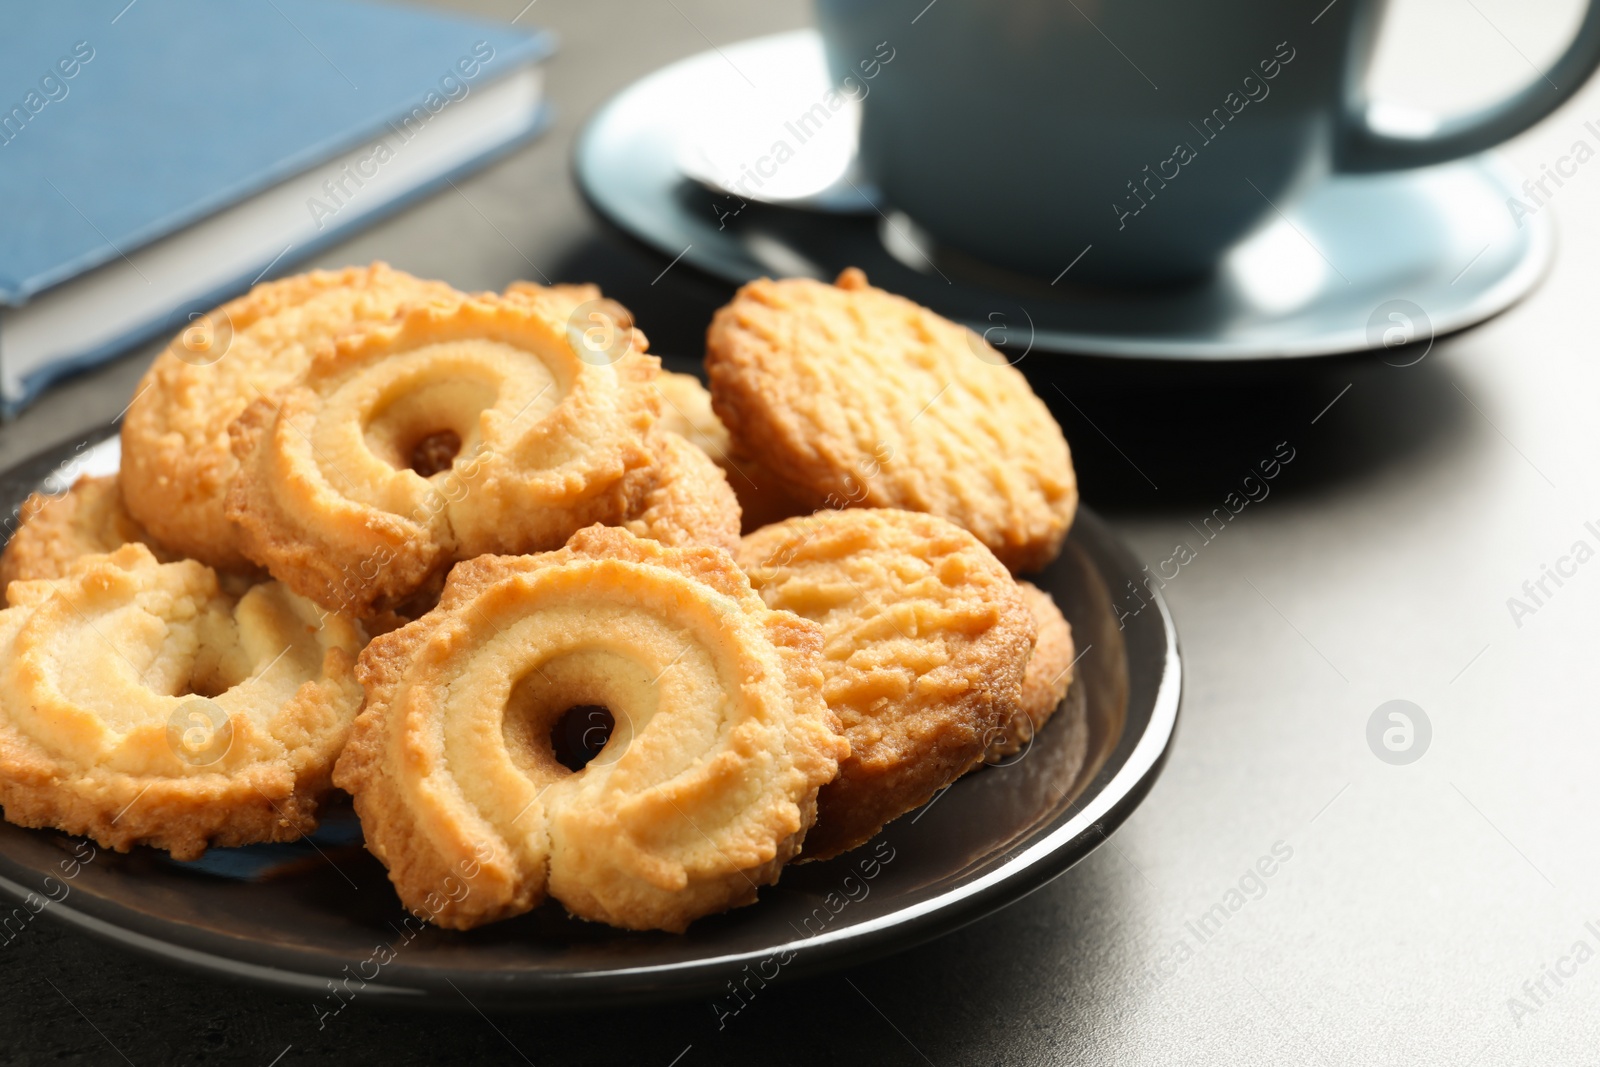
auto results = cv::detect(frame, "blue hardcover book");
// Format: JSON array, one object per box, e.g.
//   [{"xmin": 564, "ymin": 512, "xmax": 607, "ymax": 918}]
[{"xmin": 0, "ymin": 0, "xmax": 553, "ymax": 411}]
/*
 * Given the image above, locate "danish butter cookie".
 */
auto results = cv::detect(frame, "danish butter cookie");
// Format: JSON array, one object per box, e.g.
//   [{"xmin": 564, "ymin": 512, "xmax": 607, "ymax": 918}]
[
  {"xmin": 707, "ymin": 269, "xmax": 1077, "ymax": 570},
  {"xmin": 656, "ymin": 371, "xmax": 807, "ymax": 534},
  {"xmin": 479, "ymin": 287, "xmax": 746, "ymax": 551},
  {"xmin": 334, "ymin": 525, "xmax": 847, "ymax": 932},
  {"xmin": 121, "ymin": 264, "xmax": 462, "ymax": 570},
  {"xmin": 0, "ymin": 544, "xmax": 364, "ymax": 858},
  {"xmin": 622, "ymin": 430, "xmax": 742, "ymax": 553},
  {"xmin": 737, "ymin": 508, "xmax": 1034, "ymax": 859},
  {"xmin": 656, "ymin": 371, "xmax": 732, "ymax": 462},
  {"xmin": 985, "ymin": 581, "xmax": 1075, "ymax": 762},
  {"xmin": 226, "ymin": 294, "xmax": 662, "ymax": 617},
  {"xmin": 0, "ymin": 475, "xmax": 171, "ymax": 594}
]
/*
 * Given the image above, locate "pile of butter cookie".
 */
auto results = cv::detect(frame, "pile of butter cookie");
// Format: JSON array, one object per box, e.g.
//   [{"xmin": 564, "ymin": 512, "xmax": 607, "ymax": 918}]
[{"xmin": 0, "ymin": 263, "xmax": 1080, "ymax": 932}]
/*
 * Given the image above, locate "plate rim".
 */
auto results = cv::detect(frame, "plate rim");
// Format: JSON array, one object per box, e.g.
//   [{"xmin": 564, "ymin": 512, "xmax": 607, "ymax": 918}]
[{"xmin": 0, "ymin": 425, "xmax": 1181, "ymax": 1008}]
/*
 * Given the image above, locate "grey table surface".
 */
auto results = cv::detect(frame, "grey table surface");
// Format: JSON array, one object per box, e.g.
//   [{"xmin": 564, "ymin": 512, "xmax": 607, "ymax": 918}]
[{"xmin": 3, "ymin": 0, "xmax": 1599, "ymax": 1064}]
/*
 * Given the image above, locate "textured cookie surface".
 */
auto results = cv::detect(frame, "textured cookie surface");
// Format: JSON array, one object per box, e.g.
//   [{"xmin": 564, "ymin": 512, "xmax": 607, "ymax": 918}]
[
  {"xmin": 226, "ymin": 294, "xmax": 663, "ymax": 617},
  {"xmin": 656, "ymin": 371, "xmax": 733, "ymax": 463},
  {"xmin": 502, "ymin": 279, "xmax": 624, "ymax": 327},
  {"xmin": 0, "ymin": 544, "xmax": 364, "ymax": 859},
  {"xmin": 656, "ymin": 371, "xmax": 808, "ymax": 534},
  {"xmin": 0, "ymin": 475, "xmax": 170, "ymax": 595},
  {"xmin": 707, "ymin": 269, "xmax": 1077, "ymax": 570},
  {"xmin": 737, "ymin": 508, "xmax": 1034, "ymax": 859},
  {"xmin": 334, "ymin": 525, "xmax": 847, "ymax": 932},
  {"xmin": 622, "ymin": 429, "xmax": 742, "ymax": 553},
  {"xmin": 120, "ymin": 264, "xmax": 462, "ymax": 570},
  {"xmin": 986, "ymin": 581, "xmax": 1076, "ymax": 761}
]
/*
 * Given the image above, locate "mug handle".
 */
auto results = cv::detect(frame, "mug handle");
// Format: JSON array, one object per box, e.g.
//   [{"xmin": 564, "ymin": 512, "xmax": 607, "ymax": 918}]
[{"xmin": 1337, "ymin": 3, "xmax": 1600, "ymax": 171}]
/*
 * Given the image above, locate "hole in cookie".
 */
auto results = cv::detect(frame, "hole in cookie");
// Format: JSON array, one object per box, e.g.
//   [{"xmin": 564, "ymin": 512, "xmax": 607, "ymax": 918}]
[
  {"xmin": 180, "ymin": 678, "xmax": 227, "ymax": 700},
  {"xmin": 501, "ymin": 652, "xmax": 648, "ymax": 780},
  {"xmin": 408, "ymin": 430, "xmax": 461, "ymax": 478},
  {"xmin": 362, "ymin": 374, "xmax": 496, "ymax": 478},
  {"xmin": 178, "ymin": 661, "xmax": 239, "ymax": 700},
  {"xmin": 550, "ymin": 705, "xmax": 615, "ymax": 772}
]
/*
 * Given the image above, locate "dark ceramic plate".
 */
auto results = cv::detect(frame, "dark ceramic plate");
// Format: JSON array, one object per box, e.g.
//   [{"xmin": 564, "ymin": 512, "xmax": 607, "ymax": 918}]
[{"xmin": 0, "ymin": 425, "xmax": 1179, "ymax": 1009}]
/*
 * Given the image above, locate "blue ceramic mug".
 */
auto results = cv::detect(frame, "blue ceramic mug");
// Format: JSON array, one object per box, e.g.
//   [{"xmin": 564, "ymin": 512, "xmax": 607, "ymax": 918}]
[{"xmin": 816, "ymin": 0, "xmax": 1600, "ymax": 283}]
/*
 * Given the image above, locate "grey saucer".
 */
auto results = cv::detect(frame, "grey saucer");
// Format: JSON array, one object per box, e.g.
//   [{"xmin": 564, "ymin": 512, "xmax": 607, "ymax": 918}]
[
  {"xmin": 0, "ymin": 427, "xmax": 1178, "ymax": 1008},
  {"xmin": 575, "ymin": 29, "xmax": 1554, "ymax": 361}
]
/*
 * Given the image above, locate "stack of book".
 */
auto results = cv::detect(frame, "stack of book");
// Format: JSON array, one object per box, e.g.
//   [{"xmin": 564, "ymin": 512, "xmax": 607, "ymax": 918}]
[{"xmin": 0, "ymin": 0, "xmax": 554, "ymax": 412}]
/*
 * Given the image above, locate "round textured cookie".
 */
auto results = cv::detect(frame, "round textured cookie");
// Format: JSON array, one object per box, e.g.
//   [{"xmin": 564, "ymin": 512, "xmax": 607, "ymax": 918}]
[
  {"xmin": 707, "ymin": 269, "xmax": 1078, "ymax": 571},
  {"xmin": 655, "ymin": 371, "xmax": 808, "ymax": 534},
  {"xmin": 0, "ymin": 475, "xmax": 172, "ymax": 595},
  {"xmin": 121, "ymin": 264, "xmax": 462, "ymax": 571},
  {"xmin": 621, "ymin": 430, "xmax": 742, "ymax": 553},
  {"xmin": 334, "ymin": 525, "xmax": 847, "ymax": 932},
  {"xmin": 226, "ymin": 293, "xmax": 662, "ymax": 618},
  {"xmin": 0, "ymin": 543, "xmax": 365, "ymax": 859},
  {"xmin": 985, "ymin": 581, "xmax": 1076, "ymax": 762},
  {"xmin": 655, "ymin": 371, "xmax": 731, "ymax": 462},
  {"xmin": 736, "ymin": 508, "xmax": 1035, "ymax": 860}
]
